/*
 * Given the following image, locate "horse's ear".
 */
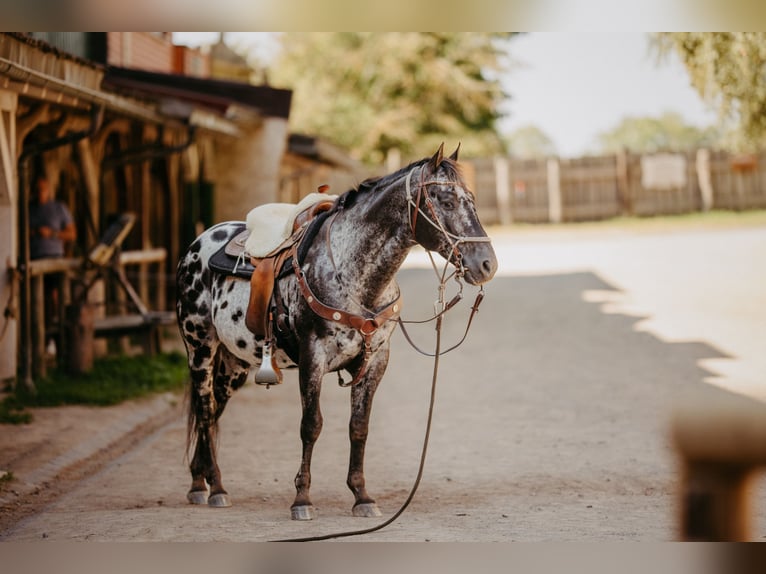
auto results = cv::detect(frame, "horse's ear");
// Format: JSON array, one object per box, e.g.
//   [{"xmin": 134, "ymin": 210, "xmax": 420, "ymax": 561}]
[
  {"xmin": 449, "ymin": 143, "xmax": 461, "ymax": 162},
  {"xmin": 428, "ymin": 143, "xmax": 445, "ymax": 172}
]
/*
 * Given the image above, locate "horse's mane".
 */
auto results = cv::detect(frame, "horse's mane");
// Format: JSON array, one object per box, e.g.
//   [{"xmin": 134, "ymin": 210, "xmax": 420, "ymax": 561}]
[{"xmin": 334, "ymin": 156, "xmax": 463, "ymax": 211}]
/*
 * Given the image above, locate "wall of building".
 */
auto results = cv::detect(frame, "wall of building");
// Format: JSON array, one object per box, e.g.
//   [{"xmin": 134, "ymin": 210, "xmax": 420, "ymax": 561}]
[
  {"xmin": 107, "ymin": 32, "xmax": 174, "ymax": 72},
  {"xmin": 211, "ymin": 117, "xmax": 289, "ymax": 222},
  {"xmin": 173, "ymin": 45, "xmax": 211, "ymax": 78}
]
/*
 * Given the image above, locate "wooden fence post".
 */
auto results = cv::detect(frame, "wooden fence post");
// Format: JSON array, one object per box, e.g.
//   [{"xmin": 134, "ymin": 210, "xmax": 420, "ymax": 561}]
[
  {"xmin": 547, "ymin": 157, "xmax": 562, "ymax": 223},
  {"xmin": 494, "ymin": 156, "xmax": 512, "ymax": 225},
  {"xmin": 616, "ymin": 148, "xmax": 632, "ymax": 215},
  {"xmin": 696, "ymin": 149, "xmax": 714, "ymax": 212}
]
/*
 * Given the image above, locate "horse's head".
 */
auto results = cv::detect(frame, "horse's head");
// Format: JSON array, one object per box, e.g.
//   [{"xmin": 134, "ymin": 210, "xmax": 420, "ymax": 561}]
[{"xmin": 407, "ymin": 144, "xmax": 498, "ymax": 286}]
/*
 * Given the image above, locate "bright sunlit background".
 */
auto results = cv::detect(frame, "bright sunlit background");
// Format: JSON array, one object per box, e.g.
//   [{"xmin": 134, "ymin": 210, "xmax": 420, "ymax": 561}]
[{"xmin": 172, "ymin": 32, "xmax": 719, "ymax": 159}]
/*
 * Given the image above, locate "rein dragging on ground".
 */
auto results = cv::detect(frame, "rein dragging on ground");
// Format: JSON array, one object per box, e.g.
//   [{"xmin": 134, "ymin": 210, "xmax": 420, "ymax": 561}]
[
  {"xmin": 271, "ymin": 285, "xmax": 448, "ymax": 542},
  {"xmin": 271, "ymin": 251, "xmax": 485, "ymax": 542}
]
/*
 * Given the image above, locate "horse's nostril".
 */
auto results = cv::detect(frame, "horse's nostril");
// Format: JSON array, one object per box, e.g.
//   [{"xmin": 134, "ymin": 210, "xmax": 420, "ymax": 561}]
[{"xmin": 482, "ymin": 259, "xmax": 493, "ymax": 274}]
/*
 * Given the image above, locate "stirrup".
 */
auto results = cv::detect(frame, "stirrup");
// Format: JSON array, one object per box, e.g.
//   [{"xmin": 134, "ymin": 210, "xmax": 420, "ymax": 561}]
[{"xmin": 254, "ymin": 342, "xmax": 283, "ymax": 388}]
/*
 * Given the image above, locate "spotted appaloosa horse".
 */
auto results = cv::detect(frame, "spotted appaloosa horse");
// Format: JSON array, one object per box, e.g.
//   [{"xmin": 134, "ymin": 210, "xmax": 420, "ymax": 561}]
[{"xmin": 176, "ymin": 144, "xmax": 497, "ymax": 520}]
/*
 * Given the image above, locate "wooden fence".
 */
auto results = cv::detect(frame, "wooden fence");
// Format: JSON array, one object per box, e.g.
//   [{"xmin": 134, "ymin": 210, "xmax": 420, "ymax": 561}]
[{"xmin": 468, "ymin": 149, "xmax": 766, "ymax": 225}]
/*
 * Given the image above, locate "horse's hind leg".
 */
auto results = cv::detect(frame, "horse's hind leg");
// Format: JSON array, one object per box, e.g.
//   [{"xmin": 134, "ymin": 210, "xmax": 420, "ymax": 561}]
[
  {"xmin": 185, "ymin": 339, "xmax": 220, "ymax": 506},
  {"xmin": 188, "ymin": 346, "xmax": 250, "ymax": 508}
]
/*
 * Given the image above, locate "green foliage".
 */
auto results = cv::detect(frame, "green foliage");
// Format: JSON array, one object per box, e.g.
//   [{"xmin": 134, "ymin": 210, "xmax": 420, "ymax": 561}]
[
  {"xmin": 505, "ymin": 124, "xmax": 558, "ymax": 158},
  {"xmin": 271, "ymin": 33, "xmax": 514, "ymax": 165},
  {"xmin": 654, "ymin": 33, "xmax": 766, "ymax": 152},
  {"xmin": 0, "ymin": 352, "xmax": 188, "ymax": 424},
  {"xmin": 596, "ymin": 111, "xmax": 720, "ymax": 153}
]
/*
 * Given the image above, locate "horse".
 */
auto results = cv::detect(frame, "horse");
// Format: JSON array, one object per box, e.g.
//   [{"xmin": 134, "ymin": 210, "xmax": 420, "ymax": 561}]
[{"xmin": 175, "ymin": 144, "xmax": 498, "ymax": 520}]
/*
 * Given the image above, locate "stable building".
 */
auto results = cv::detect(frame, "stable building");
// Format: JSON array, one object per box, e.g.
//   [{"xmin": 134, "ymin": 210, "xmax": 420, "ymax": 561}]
[{"xmin": 0, "ymin": 33, "xmax": 292, "ymax": 388}]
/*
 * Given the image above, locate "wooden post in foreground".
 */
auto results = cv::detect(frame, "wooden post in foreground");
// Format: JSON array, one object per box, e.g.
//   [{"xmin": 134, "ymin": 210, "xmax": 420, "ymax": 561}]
[{"xmin": 672, "ymin": 386, "xmax": 766, "ymax": 541}]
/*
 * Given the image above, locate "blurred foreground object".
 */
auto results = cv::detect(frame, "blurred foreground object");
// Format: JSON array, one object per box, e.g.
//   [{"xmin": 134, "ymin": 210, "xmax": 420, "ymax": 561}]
[{"xmin": 673, "ymin": 385, "xmax": 766, "ymax": 541}]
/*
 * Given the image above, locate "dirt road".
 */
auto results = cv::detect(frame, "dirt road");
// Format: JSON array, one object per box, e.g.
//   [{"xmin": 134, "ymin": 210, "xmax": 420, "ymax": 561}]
[{"xmin": 2, "ymin": 218, "xmax": 766, "ymax": 541}]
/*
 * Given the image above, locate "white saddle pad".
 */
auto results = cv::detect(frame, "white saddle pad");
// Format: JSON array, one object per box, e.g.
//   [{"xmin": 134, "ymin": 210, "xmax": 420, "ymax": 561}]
[{"xmin": 244, "ymin": 192, "xmax": 337, "ymax": 258}]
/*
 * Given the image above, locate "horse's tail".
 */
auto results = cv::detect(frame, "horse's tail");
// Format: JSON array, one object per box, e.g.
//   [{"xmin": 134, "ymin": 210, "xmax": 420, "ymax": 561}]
[
  {"xmin": 184, "ymin": 377, "xmax": 199, "ymax": 463},
  {"xmin": 183, "ymin": 353, "xmax": 221, "ymax": 464}
]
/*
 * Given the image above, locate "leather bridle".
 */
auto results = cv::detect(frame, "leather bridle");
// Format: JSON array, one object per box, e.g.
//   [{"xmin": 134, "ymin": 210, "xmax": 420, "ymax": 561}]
[{"xmin": 404, "ymin": 165, "xmax": 493, "ymax": 279}]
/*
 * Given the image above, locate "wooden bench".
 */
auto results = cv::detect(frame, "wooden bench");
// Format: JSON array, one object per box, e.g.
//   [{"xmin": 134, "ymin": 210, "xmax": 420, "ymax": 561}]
[
  {"xmin": 94, "ymin": 311, "xmax": 176, "ymax": 355},
  {"xmin": 672, "ymin": 385, "xmax": 766, "ymax": 541}
]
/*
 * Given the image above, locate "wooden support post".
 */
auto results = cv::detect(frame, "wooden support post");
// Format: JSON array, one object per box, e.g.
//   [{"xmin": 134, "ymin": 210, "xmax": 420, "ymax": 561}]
[
  {"xmin": 77, "ymin": 139, "xmax": 101, "ymax": 248},
  {"xmin": 546, "ymin": 157, "xmax": 562, "ymax": 224},
  {"xmin": 494, "ymin": 156, "xmax": 512, "ymax": 225},
  {"xmin": 77, "ymin": 138, "xmax": 107, "ymax": 357},
  {"xmin": 167, "ymin": 152, "xmax": 181, "ymax": 305},
  {"xmin": 0, "ymin": 93, "xmax": 18, "ymax": 382},
  {"xmin": 56, "ymin": 272, "xmax": 70, "ymax": 370},
  {"xmin": 139, "ymin": 156, "xmax": 151, "ymax": 307},
  {"xmin": 66, "ymin": 302, "xmax": 94, "ymax": 374},
  {"xmin": 31, "ymin": 274, "xmax": 46, "ymax": 379}
]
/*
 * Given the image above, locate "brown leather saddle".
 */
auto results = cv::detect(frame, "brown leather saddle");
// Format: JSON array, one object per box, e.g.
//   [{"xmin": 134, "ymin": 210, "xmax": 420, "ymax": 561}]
[{"xmin": 230, "ymin": 199, "xmax": 336, "ymax": 340}]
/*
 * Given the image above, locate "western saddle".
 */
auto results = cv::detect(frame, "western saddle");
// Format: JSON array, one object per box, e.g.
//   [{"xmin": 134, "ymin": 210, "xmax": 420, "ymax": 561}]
[{"xmin": 222, "ymin": 191, "xmax": 336, "ymax": 386}]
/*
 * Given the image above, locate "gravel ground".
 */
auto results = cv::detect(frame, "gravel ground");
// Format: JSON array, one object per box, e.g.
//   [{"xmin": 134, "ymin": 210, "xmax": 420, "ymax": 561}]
[{"xmin": 2, "ymin": 214, "xmax": 765, "ymax": 542}]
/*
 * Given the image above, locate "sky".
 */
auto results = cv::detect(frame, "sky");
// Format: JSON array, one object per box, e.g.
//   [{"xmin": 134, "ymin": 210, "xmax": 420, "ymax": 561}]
[
  {"xmin": 500, "ymin": 33, "xmax": 719, "ymax": 157},
  {"xmin": 173, "ymin": 32, "xmax": 720, "ymax": 158}
]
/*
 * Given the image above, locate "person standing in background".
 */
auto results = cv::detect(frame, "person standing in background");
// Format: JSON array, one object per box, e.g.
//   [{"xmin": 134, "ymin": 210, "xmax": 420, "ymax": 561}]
[
  {"xmin": 30, "ymin": 175, "xmax": 76, "ymax": 260},
  {"xmin": 29, "ymin": 175, "xmax": 76, "ymax": 356}
]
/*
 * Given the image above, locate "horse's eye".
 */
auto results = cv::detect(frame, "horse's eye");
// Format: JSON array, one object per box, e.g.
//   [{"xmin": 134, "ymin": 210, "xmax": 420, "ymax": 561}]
[{"xmin": 437, "ymin": 193, "xmax": 456, "ymax": 210}]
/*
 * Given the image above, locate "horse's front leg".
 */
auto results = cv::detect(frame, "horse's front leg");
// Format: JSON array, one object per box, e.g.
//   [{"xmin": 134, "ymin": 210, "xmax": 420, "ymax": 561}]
[
  {"xmin": 347, "ymin": 346, "xmax": 389, "ymax": 517},
  {"xmin": 291, "ymin": 352, "xmax": 325, "ymax": 520}
]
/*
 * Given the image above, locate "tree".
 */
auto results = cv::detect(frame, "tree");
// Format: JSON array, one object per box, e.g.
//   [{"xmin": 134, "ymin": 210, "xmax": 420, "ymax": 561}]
[
  {"xmin": 654, "ymin": 33, "xmax": 766, "ymax": 151},
  {"xmin": 271, "ymin": 33, "xmax": 514, "ymax": 165},
  {"xmin": 596, "ymin": 111, "xmax": 720, "ymax": 154},
  {"xmin": 504, "ymin": 124, "xmax": 557, "ymax": 158}
]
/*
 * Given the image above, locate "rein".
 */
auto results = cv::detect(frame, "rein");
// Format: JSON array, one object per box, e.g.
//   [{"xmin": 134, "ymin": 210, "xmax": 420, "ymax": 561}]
[{"xmin": 272, "ymin": 164, "xmax": 490, "ymax": 542}]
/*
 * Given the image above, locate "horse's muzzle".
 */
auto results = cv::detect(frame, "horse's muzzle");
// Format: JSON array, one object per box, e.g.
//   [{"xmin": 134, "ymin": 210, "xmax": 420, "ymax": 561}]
[{"xmin": 461, "ymin": 244, "xmax": 498, "ymax": 285}]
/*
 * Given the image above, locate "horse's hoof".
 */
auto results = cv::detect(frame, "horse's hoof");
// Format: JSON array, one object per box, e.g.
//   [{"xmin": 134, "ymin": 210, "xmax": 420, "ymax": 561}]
[
  {"xmin": 208, "ymin": 493, "xmax": 232, "ymax": 508},
  {"xmin": 291, "ymin": 505, "xmax": 315, "ymax": 520},
  {"xmin": 352, "ymin": 502, "xmax": 382, "ymax": 517},
  {"xmin": 187, "ymin": 490, "xmax": 208, "ymax": 505}
]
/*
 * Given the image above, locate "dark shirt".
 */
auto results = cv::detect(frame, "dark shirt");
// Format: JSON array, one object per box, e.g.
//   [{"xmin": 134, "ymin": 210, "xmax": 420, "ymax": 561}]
[{"xmin": 29, "ymin": 200, "xmax": 74, "ymax": 259}]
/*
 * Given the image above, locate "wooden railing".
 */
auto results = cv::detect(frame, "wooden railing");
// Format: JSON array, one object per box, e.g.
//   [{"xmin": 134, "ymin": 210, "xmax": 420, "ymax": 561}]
[{"xmin": 28, "ymin": 248, "xmax": 172, "ymax": 378}]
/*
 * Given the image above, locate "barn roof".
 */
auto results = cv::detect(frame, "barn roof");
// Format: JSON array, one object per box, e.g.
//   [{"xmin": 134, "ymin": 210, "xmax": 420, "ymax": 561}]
[{"xmin": 102, "ymin": 66, "xmax": 292, "ymax": 121}]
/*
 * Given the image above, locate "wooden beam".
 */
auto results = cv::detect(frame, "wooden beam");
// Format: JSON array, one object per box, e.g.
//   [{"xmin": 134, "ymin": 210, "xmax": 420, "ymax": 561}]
[{"xmin": 77, "ymin": 138, "xmax": 101, "ymax": 247}]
